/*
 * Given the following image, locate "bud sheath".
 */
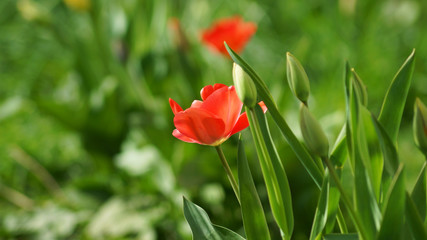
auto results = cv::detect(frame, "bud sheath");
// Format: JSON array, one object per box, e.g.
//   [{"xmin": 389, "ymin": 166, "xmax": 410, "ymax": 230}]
[
  {"xmin": 286, "ymin": 52, "xmax": 310, "ymax": 104},
  {"xmin": 299, "ymin": 104, "xmax": 329, "ymax": 158},
  {"xmin": 233, "ymin": 63, "xmax": 257, "ymax": 108}
]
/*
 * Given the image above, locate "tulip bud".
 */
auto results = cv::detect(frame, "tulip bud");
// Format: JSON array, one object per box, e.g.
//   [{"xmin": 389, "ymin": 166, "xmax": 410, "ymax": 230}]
[
  {"xmin": 286, "ymin": 52, "xmax": 310, "ymax": 104},
  {"xmin": 300, "ymin": 104, "xmax": 329, "ymax": 158},
  {"xmin": 351, "ymin": 68, "xmax": 368, "ymax": 106},
  {"xmin": 233, "ymin": 63, "xmax": 257, "ymax": 108},
  {"xmin": 414, "ymin": 98, "xmax": 427, "ymax": 155}
]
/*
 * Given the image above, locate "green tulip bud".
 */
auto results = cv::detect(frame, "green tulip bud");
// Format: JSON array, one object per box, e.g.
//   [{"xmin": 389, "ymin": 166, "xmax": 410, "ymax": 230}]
[
  {"xmin": 233, "ymin": 63, "xmax": 257, "ymax": 108},
  {"xmin": 300, "ymin": 104, "xmax": 329, "ymax": 158},
  {"xmin": 414, "ymin": 98, "xmax": 427, "ymax": 156},
  {"xmin": 286, "ymin": 52, "xmax": 310, "ymax": 104}
]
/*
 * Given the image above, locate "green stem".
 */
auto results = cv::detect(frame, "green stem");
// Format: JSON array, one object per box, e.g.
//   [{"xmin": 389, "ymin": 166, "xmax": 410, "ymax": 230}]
[
  {"xmin": 323, "ymin": 156, "xmax": 367, "ymax": 240},
  {"xmin": 215, "ymin": 145, "xmax": 240, "ymax": 205}
]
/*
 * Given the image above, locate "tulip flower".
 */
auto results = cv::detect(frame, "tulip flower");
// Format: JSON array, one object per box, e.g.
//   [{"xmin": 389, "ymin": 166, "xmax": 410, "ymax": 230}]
[
  {"xmin": 201, "ymin": 17, "xmax": 257, "ymax": 56},
  {"xmin": 170, "ymin": 84, "xmax": 265, "ymax": 146}
]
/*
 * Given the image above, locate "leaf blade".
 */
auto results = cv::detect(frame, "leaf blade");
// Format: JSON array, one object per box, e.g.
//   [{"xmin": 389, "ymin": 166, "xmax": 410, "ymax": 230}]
[
  {"xmin": 377, "ymin": 164, "xmax": 406, "ymax": 240},
  {"xmin": 225, "ymin": 43, "xmax": 323, "ymax": 189},
  {"xmin": 378, "ymin": 49, "xmax": 416, "ymax": 143},
  {"xmin": 183, "ymin": 197, "xmax": 245, "ymax": 240},
  {"xmin": 237, "ymin": 137, "xmax": 271, "ymax": 240}
]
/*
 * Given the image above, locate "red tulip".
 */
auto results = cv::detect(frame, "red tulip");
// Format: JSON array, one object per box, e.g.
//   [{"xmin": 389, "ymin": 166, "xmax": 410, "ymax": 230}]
[
  {"xmin": 201, "ymin": 17, "xmax": 257, "ymax": 56},
  {"xmin": 170, "ymin": 84, "xmax": 265, "ymax": 146}
]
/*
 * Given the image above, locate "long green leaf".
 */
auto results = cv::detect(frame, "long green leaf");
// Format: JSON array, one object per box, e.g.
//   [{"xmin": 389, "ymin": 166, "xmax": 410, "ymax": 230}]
[
  {"xmin": 371, "ymin": 115, "xmax": 400, "ymax": 177},
  {"xmin": 183, "ymin": 197, "xmax": 245, "ymax": 240},
  {"xmin": 405, "ymin": 192, "xmax": 427, "ymax": 240},
  {"xmin": 254, "ymin": 104, "xmax": 294, "ymax": 236},
  {"xmin": 361, "ymin": 107, "xmax": 383, "ymax": 202},
  {"xmin": 237, "ymin": 137, "xmax": 271, "ymax": 240},
  {"xmin": 225, "ymin": 43, "xmax": 323, "ymax": 189},
  {"xmin": 372, "ymin": 113, "xmax": 427, "ymax": 238},
  {"xmin": 347, "ymin": 74, "xmax": 381, "ymax": 239},
  {"xmin": 323, "ymin": 234, "xmax": 359, "ymax": 240},
  {"xmin": 310, "ymin": 169, "xmax": 330, "ymax": 240},
  {"xmin": 377, "ymin": 164, "xmax": 406, "ymax": 240},
  {"xmin": 378, "ymin": 49, "xmax": 416, "ymax": 143},
  {"xmin": 325, "ymin": 126, "xmax": 348, "ymax": 234},
  {"xmin": 246, "ymin": 106, "xmax": 292, "ymax": 239},
  {"xmin": 411, "ymin": 162, "xmax": 427, "ymax": 222}
]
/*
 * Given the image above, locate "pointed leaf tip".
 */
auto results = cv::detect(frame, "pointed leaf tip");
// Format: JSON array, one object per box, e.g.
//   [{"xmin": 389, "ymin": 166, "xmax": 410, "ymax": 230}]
[{"xmin": 378, "ymin": 49, "xmax": 416, "ymax": 142}]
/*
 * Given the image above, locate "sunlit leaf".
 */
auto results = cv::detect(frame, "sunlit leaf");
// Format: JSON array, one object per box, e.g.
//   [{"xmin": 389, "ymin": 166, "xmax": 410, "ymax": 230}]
[
  {"xmin": 361, "ymin": 107, "xmax": 383, "ymax": 202},
  {"xmin": 237, "ymin": 137, "xmax": 271, "ymax": 240},
  {"xmin": 309, "ymin": 169, "xmax": 330, "ymax": 240},
  {"xmin": 377, "ymin": 165, "xmax": 406, "ymax": 240},
  {"xmin": 346, "ymin": 71, "xmax": 381, "ymax": 239},
  {"xmin": 378, "ymin": 49, "xmax": 416, "ymax": 143},
  {"xmin": 325, "ymin": 126, "xmax": 348, "ymax": 234},
  {"xmin": 254, "ymin": 104, "xmax": 294, "ymax": 235},
  {"xmin": 371, "ymin": 115, "xmax": 400, "ymax": 177},
  {"xmin": 183, "ymin": 197, "xmax": 245, "ymax": 240},
  {"xmin": 225, "ymin": 42, "xmax": 323, "ymax": 189},
  {"xmin": 246, "ymin": 105, "xmax": 293, "ymax": 239},
  {"xmin": 411, "ymin": 163, "xmax": 427, "ymax": 222}
]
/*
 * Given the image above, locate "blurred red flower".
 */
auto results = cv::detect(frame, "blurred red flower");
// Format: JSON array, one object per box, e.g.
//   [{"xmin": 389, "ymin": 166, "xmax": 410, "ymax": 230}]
[
  {"xmin": 170, "ymin": 84, "xmax": 265, "ymax": 146},
  {"xmin": 201, "ymin": 17, "xmax": 257, "ymax": 56}
]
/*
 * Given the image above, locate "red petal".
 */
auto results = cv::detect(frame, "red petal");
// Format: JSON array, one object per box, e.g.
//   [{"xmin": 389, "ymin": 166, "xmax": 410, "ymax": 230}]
[
  {"xmin": 200, "ymin": 85, "xmax": 214, "ymax": 101},
  {"xmin": 172, "ymin": 129, "xmax": 199, "ymax": 144},
  {"xmin": 258, "ymin": 101, "xmax": 268, "ymax": 113},
  {"xmin": 200, "ymin": 84, "xmax": 227, "ymax": 101},
  {"xmin": 228, "ymin": 102, "xmax": 266, "ymax": 136},
  {"xmin": 228, "ymin": 112, "xmax": 249, "ymax": 136},
  {"xmin": 191, "ymin": 100, "xmax": 203, "ymax": 108},
  {"xmin": 213, "ymin": 83, "xmax": 227, "ymax": 91},
  {"xmin": 201, "ymin": 86, "xmax": 243, "ymax": 133},
  {"xmin": 201, "ymin": 17, "xmax": 257, "ymax": 56},
  {"xmin": 169, "ymin": 98, "xmax": 183, "ymax": 114},
  {"xmin": 174, "ymin": 108, "xmax": 226, "ymax": 145}
]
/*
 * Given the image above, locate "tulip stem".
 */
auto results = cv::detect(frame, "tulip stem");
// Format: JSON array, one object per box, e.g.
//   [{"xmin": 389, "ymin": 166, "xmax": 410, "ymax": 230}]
[
  {"xmin": 215, "ymin": 145, "xmax": 240, "ymax": 205},
  {"xmin": 322, "ymin": 156, "xmax": 367, "ymax": 240}
]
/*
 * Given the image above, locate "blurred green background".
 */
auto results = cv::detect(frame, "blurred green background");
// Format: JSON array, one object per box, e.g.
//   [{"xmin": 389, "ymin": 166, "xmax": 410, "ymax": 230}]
[{"xmin": 1, "ymin": 0, "xmax": 427, "ymax": 239}]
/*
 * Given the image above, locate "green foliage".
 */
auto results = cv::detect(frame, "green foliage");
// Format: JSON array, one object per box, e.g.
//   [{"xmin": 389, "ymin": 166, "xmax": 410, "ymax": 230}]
[
  {"xmin": 2, "ymin": 0, "xmax": 427, "ymax": 239},
  {"xmin": 237, "ymin": 137, "xmax": 270, "ymax": 240},
  {"xmin": 245, "ymin": 104, "xmax": 294, "ymax": 239},
  {"xmin": 378, "ymin": 50, "xmax": 416, "ymax": 143},
  {"xmin": 183, "ymin": 198, "xmax": 245, "ymax": 240}
]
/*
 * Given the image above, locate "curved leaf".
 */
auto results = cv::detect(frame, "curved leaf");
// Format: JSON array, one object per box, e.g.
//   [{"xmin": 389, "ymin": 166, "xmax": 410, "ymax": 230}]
[
  {"xmin": 406, "ymin": 192, "xmax": 427, "ymax": 240},
  {"xmin": 346, "ymin": 73, "xmax": 381, "ymax": 239},
  {"xmin": 183, "ymin": 197, "xmax": 245, "ymax": 240},
  {"xmin": 325, "ymin": 126, "xmax": 348, "ymax": 234},
  {"xmin": 310, "ymin": 169, "xmax": 330, "ymax": 240},
  {"xmin": 246, "ymin": 106, "xmax": 293, "ymax": 239},
  {"xmin": 378, "ymin": 49, "xmax": 415, "ymax": 143},
  {"xmin": 254, "ymin": 104, "xmax": 294, "ymax": 237},
  {"xmin": 377, "ymin": 164, "xmax": 406, "ymax": 240},
  {"xmin": 411, "ymin": 162, "xmax": 427, "ymax": 222}
]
